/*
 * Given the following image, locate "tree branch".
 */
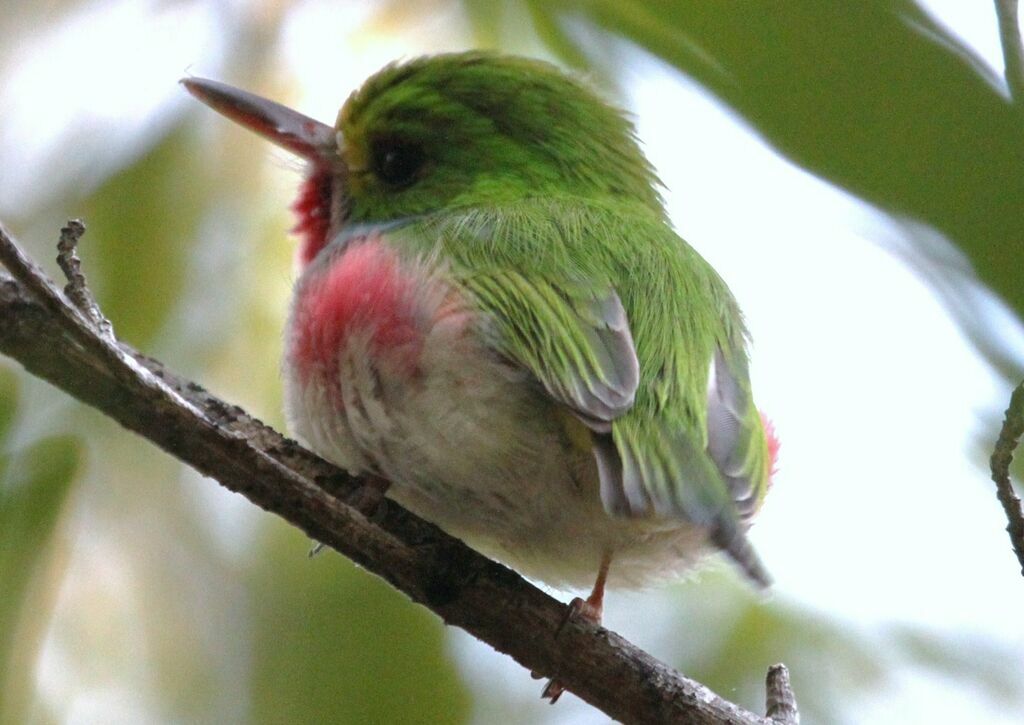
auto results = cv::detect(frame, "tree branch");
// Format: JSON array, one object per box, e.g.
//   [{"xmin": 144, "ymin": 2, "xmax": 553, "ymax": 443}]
[
  {"xmin": 0, "ymin": 220, "xmax": 795, "ymax": 724},
  {"xmin": 991, "ymin": 0, "xmax": 1024, "ymax": 582},
  {"xmin": 991, "ymin": 380, "xmax": 1024, "ymax": 578},
  {"xmin": 765, "ymin": 664, "xmax": 799, "ymax": 725}
]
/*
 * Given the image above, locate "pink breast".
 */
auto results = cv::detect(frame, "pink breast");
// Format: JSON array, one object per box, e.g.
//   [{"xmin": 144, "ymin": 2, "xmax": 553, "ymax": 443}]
[{"xmin": 290, "ymin": 237, "xmax": 426, "ymax": 388}]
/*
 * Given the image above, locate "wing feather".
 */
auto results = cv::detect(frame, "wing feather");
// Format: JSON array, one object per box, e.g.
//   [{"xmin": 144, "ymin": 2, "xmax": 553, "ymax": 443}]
[
  {"xmin": 465, "ymin": 271, "xmax": 639, "ymax": 427},
  {"xmin": 428, "ymin": 202, "xmax": 772, "ymax": 587},
  {"xmin": 706, "ymin": 348, "xmax": 772, "ymax": 522}
]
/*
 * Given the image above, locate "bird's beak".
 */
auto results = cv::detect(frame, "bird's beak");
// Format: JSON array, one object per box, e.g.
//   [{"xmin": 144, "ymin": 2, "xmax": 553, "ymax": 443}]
[{"xmin": 181, "ymin": 77, "xmax": 337, "ymax": 164}]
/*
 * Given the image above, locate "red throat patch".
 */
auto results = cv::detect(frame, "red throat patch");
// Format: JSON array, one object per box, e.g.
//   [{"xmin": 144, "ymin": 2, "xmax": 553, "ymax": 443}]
[
  {"xmin": 290, "ymin": 238, "xmax": 425, "ymax": 395},
  {"xmin": 291, "ymin": 168, "xmax": 333, "ymax": 266}
]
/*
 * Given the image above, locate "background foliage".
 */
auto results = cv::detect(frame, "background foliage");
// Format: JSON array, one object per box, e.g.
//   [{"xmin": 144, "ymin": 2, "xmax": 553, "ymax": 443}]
[{"xmin": 2, "ymin": 1, "xmax": 1023, "ymax": 723}]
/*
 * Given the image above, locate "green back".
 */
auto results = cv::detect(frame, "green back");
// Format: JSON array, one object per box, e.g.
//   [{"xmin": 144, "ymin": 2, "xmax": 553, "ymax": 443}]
[{"xmin": 393, "ymin": 197, "xmax": 773, "ymax": 585}]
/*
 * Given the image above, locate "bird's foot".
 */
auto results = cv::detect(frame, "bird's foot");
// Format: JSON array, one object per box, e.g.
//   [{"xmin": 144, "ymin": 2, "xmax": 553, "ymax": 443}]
[
  {"xmin": 556, "ymin": 595, "xmax": 603, "ymax": 636},
  {"xmin": 308, "ymin": 476, "xmax": 390, "ymax": 558},
  {"xmin": 540, "ymin": 596, "xmax": 605, "ymax": 703},
  {"xmin": 345, "ymin": 475, "xmax": 390, "ymax": 523},
  {"xmin": 539, "ymin": 554, "xmax": 611, "ymax": 704}
]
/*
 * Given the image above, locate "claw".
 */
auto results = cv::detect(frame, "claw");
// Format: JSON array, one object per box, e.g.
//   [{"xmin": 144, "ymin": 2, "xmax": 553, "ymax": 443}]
[
  {"xmin": 541, "ymin": 552, "xmax": 612, "ymax": 704},
  {"xmin": 541, "ymin": 677, "xmax": 566, "ymax": 703},
  {"xmin": 553, "ymin": 596, "xmax": 601, "ymax": 638}
]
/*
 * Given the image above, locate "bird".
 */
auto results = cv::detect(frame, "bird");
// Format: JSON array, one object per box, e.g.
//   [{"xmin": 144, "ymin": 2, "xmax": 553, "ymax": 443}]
[{"xmin": 183, "ymin": 51, "xmax": 778, "ymax": 700}]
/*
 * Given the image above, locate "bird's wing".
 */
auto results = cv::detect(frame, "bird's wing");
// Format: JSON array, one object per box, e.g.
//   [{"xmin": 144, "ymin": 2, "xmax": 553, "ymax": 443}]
[
  {"xmin": 463, "ymin": 270, "xmax": 639, "ymax": 431},
  {"xmin": 705, "ymin": 346, "xmax": 774, "ymax": 525},
  {"xmin": 602, "ymin": 343, "xmax": 773, "ymax": 587},
  {"xmin": 462, "ymin": 267, "xmax": 772, "ymax": 587},
  {"xmin": 431, "ymin": 201, "xmax": 772, "ymax": 586}
]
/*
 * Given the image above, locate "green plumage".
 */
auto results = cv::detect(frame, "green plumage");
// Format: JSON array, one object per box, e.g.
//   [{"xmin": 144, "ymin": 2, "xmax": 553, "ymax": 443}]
[
  {"xmin": 329, "ymin": 52, "xmax": 774, "ymax": 585},
  {"xmin": 339, "ymin": 53, "xmax": 662, "ymax": 220},
  {"xmin": 395, "ymin": 197, "xmax": 771, "ymax": 584}
]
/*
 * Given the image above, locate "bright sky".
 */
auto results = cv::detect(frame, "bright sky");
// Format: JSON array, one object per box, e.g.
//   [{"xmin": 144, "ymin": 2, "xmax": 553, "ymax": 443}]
[{"xmin": 3, "ymin": 1, "xmax": 1023, "ymax": 723}]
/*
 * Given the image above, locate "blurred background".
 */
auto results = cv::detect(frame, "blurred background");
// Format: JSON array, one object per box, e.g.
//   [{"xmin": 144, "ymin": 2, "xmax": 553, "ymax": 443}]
[{"xmin": 2, "ymin": 1, "xmax": 1024, "ymax": 723}]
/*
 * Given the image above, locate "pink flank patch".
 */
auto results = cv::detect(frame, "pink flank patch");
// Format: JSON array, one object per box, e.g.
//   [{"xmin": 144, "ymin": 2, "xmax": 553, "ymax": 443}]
[
  {"xmin": 760, "ymin": 412, "xmax": 780, "ymax": 485},
  {"xmin": 291, "ymin": 239, "xmax": 425, "ymax": 388},
  {"xmin": 291, "ymin": 168, "xmax": 332, "ymax": 266}
]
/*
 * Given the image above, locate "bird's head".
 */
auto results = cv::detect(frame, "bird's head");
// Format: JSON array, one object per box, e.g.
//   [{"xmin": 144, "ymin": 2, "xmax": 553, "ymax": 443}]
[{"xmin": 184, "ymin": 52, "xmax": 662, "ymax": 266}]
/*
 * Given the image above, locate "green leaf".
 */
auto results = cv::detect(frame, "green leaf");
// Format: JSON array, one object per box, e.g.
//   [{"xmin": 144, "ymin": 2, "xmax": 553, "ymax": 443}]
[
  {"xmin": 82, "ymin": 127, "xmax": 204, "ymax": 347},
  {"xmin": 248, "ymin": 522, "xmax": 471, "ymax": 724},
  {"xmin": 0, "ymin": 435, "xmax": 81, "ymax": 724},
  {"xmin": 535, "ymin": 0, "xmax": 1024, "ymax": 372},
  {"xmin": 523, "ymin": 0, "xmax": 592, "ymax": 71}
]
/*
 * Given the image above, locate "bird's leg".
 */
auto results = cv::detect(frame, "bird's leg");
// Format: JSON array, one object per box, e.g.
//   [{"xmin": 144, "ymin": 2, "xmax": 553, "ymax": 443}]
[
  {"xmin": 541, "ymin": 551, "xmax": 613, "ymax": 703},
  {"xmin": 569, "ymin": 550, "xmax": 611, "ymax": 626}
]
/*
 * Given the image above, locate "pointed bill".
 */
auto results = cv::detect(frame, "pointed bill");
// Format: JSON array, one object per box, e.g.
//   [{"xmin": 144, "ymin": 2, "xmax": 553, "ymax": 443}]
[{"xmin": 181, "ymin": 77, "xmax": 337, "ymax": 162}]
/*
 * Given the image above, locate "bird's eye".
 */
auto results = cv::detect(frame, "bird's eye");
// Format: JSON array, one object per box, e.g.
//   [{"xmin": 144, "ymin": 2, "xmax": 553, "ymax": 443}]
[{"xmin": 372, "ymin": 139, "xmax": 425, "ymax": 188}]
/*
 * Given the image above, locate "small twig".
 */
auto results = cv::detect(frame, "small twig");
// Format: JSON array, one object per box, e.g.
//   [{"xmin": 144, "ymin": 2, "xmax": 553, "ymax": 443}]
[
  {"xmin": 0, "ymin": 221, "xmax": 186, "ymax": 413},
  {"xmin": 0, "ymin": 220, "xmax": 114, "ymax": 359},
  {"xmin": 55, "ymin": 219, "xmax": 112, "ymax": 337},
  {"xmin": 996, "ymin": 0, "xmax": 1024, "ymax": 104},
  {"xmin": 962, "ymin": 1, "xmax": 1024, "ymax": 576},
  {"xmin": 0, "ymin": 221, "xmax": 79, "ymax": 323},
  {"xmin": 991, "ymin": 381, "xmax": 1024, "ymax": 578},
  {"xmin": 765, "ymin": 663, "xmax": 799, "ymax": 724}
]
